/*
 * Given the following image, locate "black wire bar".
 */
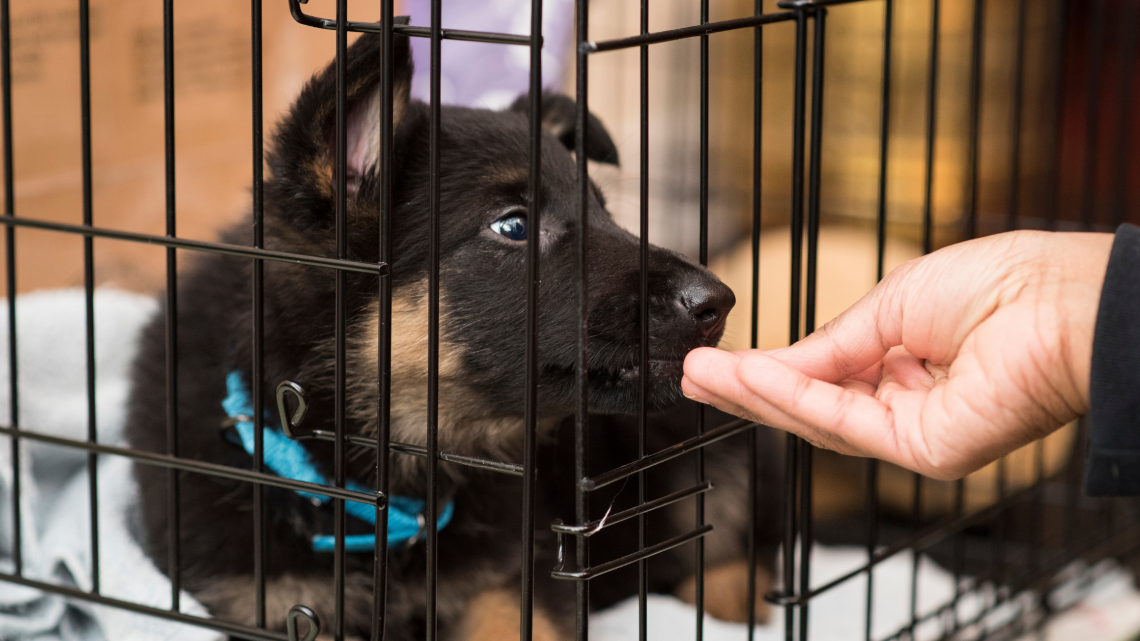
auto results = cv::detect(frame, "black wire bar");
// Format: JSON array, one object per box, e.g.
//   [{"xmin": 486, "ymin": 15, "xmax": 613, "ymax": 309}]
[
  {"xmin": 1111, "ymin": 0, "xmax": 1139, "ymax": 228},
  {"xmin": 585, "ymin": 11, "xmax": 794, "ymax": 53},
  {"xmin": 333, "ymin": 0, "xmax": 349, "ymax": 637},
  {"xmin": 9, "ymin": 411, "xmax": 522, "ymax": 479},
  {"xmin": 0, "ymin": 424, "xmax": 385, "ymax": 505},
  {"xmin": 250, "ymin": 0, "xmax": 267, "ymax": 629},
  {"xmin": 1027, "ymin": 439, "xmax": 1047, "ymax": 637},
  {"xmin": 875, "ymin": 0, "xmax": 893, "ymax": 284},
  {"xmin": 573, "ymin": 0, "xmax": 592, "ymax": 636},
  {"xmin": 797, "ymin": 9, "xmax": 826, "ymax": 639},
  {"xmin": 78, "ymin": 0, "xmax": 99, "ymax": 597},
  {"xmin": 0, "ymin": 571, "xmax": 292, "ymax": 641},
  {"xmin": 1045, "ymin": 0, "xmax": 1069, "ymax": 232},
  {"xmin": 1079, "ymin": 0, "xmax": 1107, "ymax": 230},
  {"xmin": 580, "ymin": 418, "xmax": 756, "ymax": 492},
  {"xmin": 946, "ymin": 0, "xmax": 986, "ymax": 631},
  {"xmin": 288, "ymin": 0, "xmax": 531, "ymax": 46},
  {"xmin": 426, "ymin": 0, "xmax": 443, "ymax": 636},
  {"xmin": 696, "ymin": 0, "xmax": 711, "ymax": 637},
  {"xmin": 922, "ymin": 0, "xmax": 940, "ymax": 256},
  {"xmin": 747, "ymin": 1, "xmax": 764, "ymax": 637},
  {"xmin": 980, "ymin": 1, "xmax": 1030, "ymax": 633},
  {"xmin": 373, "ymin": 1, "xmax": 398, "ymax": 637},
  {"xmin": 782, "ymin": 8, "xmax": 808, "ymax": 640},
  {"xmin": 964, "ymin": 0, "xmax": 984, "ymax": 240},
  {"xmin": 162, "ymin": 0, "xmax": 181, "ymax": 612},
  {"xmin": 637, "ymin": 0, "xmax": 650, "ymax": 634},
  {"xmin": 1, "ymin": 0, "xmax": 20, "ymax": 582},
  {"xmin": 777, "ymin": 0, "xmax": 882, "ymax": 7},
  {"xmin": 519, "ymin": 0, "xmax": 543, "ymax": 636},
  {"xmin": 865, "ymin": 0, "xmax": 897, "ymax": 635},
  {"xmin": 1006, "ymin": 0, "xmax": 1027, "ymax": 233},
  {"xmin": 0, "ymin": 216, "xmax": 387, "ymax": 275}
]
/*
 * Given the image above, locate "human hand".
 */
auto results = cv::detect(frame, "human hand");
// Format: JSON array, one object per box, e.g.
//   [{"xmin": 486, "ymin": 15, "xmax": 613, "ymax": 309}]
[{"xmin": 681, "ymin": 231, "xmax": 1113, "ymax": 480}]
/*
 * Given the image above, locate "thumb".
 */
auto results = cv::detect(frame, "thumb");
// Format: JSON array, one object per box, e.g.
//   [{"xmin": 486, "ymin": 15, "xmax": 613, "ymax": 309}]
[{"xmin": 772, "ymin": 266, "xmax": 907, "ymax": 382}]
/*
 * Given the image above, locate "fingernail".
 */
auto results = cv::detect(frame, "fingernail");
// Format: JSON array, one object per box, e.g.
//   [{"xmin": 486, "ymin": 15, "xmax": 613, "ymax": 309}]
[{"xmin": 681, "ymin": 375, "xmax": 708, "ymax": 403}]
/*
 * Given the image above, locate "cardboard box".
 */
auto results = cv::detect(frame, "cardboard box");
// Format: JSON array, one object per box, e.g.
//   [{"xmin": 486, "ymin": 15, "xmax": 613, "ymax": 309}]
[{"xmin": 0, "ymin": 0, "xmax": 389, "ymax": 293}]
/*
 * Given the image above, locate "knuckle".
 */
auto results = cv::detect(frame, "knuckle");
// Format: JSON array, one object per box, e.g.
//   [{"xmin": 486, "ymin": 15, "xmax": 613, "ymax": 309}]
[{"xmin": 788, "ymin": 374, "xmax": 814, "ymax": 413}]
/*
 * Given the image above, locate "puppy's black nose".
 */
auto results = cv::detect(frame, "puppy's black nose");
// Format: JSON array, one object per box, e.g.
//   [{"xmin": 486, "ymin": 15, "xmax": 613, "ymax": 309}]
[{"xmin": 681, "ymin": 278, "xmax": 736, "ymax": 339}]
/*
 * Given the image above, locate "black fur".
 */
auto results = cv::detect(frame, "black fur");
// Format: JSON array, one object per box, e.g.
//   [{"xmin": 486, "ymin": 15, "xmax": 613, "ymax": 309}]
[{"xmin": 125, "ymin": 26, "xmax": 780, "ymax": 640}]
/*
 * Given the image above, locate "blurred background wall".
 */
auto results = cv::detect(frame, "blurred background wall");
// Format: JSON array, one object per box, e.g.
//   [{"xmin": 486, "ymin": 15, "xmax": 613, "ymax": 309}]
[{"xmin": 588, "ymin": 0, "xmax": 1139, "ymax": 255}]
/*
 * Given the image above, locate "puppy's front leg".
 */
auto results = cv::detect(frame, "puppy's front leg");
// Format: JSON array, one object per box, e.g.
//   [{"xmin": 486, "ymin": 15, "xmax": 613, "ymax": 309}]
[
  {"xmin": 675, "ymin": 560, "xmax": 772, "ymax": 624},
  {"xmin": 458, "ymin": 587, "xmax": 564, "ymax": 641}
]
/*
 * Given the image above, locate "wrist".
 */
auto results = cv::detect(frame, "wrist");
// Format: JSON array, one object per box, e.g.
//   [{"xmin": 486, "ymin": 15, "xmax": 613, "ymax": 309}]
[{"xmin": 1043, "ymin": 232, "xmax": 1113, "ymax": 415}]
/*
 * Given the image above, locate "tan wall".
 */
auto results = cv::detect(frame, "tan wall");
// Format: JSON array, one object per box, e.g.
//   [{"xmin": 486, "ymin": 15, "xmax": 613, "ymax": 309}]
[{"xmin": 0, "ymin": 0, "xmax": 390, "ymax": 293}]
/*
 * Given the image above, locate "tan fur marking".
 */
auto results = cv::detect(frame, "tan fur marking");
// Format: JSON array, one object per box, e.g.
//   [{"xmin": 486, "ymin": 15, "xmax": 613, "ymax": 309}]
[
  {"xmin": 674, "ymin": 560, "xmax": 771, "ymax": 625},
  {"xmin": 306, "ymin": 158, "xmax": 335, "ymax": 197},
  {"xmin": 458, "ymin": 588, "xmax": 563, "ymax": 641},
  {"xmin": 488, "ymin": 164, "xmax": 528, "ymax": 186},
  {"xmin": 540, "ymin": 112, "xmax": 571, "ymax": 139},
  {"xmin": 338, "ymin": 282, "xmax": 556, "ymax": 479}
]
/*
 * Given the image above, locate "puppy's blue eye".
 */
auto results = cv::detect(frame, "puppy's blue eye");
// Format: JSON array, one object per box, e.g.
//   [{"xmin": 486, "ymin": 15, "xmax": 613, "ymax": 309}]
[{"xmin": 490, "ymin": 215, "xmax": 527, "ymax": 241}]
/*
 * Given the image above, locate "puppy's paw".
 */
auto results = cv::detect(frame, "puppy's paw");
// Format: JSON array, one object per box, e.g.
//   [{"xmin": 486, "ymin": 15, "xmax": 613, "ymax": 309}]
[
  {"xmin": 674, "ymin": 560, "xmax": 772, "ymax": 625},
  {"xmin": 459, "ymin": 588, "xmax": 563, "ymax": 641}
]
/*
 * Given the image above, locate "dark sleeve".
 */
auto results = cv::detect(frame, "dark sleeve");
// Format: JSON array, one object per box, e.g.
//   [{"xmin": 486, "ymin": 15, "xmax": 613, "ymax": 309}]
[{"xmin": 1084, "ymin": 223, "xmax": 1140, "ymax": 496}]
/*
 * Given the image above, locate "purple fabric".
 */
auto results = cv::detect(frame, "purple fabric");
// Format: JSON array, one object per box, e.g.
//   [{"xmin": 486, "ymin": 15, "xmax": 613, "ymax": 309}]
[{"xmin": 404, "ymin": 0, "xmax": 575, "ymax": 109}]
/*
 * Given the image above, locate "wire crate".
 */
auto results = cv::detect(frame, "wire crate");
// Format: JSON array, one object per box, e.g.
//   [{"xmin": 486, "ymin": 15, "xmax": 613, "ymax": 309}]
[{"xmin": 0, "ymin": 0, "xmax": 1137, "ymax": 640}]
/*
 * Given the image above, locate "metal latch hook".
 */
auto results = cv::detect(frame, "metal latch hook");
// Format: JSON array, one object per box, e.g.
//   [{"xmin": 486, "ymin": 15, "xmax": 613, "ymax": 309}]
[
  {"xmin": 276, "ymin": 380, "xmax": 309, "ymax": 439},
  {"xmin": 286, "ymin": 605, "xmax": 320, "ymax": 641}
]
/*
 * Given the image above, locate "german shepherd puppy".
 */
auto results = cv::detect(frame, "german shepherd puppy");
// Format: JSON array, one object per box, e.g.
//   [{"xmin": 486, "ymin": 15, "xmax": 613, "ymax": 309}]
[{"xmin": 125, "ymin": 24, "xmax": 781, "ymax": 641}]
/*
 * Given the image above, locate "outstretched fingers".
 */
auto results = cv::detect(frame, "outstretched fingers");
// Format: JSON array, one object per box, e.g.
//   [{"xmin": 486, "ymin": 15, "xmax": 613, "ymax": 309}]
[
  {"xmin": 682, "ymin": 349, "xmax": 763, "ymax": 423},
  {"xmin": 684, "ymin": 348, "xmax": 943, "ymax": 476}
]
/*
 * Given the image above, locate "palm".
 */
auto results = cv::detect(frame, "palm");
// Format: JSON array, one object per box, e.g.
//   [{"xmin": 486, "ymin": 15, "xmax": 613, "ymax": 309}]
[{"xmin": 857, "ymin": 303, "xmax": 1070, "ymax": 478}]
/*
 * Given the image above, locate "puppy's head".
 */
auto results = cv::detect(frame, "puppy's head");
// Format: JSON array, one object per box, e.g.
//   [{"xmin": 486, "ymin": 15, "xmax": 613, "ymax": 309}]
[{"xmin": 265, "ymin": 26, "xmax": 733, "ymax": 453}]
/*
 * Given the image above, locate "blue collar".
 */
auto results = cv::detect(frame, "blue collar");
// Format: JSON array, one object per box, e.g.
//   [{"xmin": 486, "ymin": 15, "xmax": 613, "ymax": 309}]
[{"xmin": 222, "ymin": 371, "xmax": 453, "ymax": 552}]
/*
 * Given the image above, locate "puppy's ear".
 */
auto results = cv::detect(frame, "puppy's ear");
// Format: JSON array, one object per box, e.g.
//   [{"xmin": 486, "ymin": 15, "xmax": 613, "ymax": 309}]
[
  {"xmin": 269, "ymin": 19, "xmax": 413, "ymax": 214},
  {"xmin": 510, "ymin": 93, "xmax": 620, "ymax": 166}
]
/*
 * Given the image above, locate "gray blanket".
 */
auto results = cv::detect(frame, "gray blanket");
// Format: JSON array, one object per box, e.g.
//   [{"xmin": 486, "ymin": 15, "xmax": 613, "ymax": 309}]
[{"xmin": 0, "ymin": 289, "xmax": 218, "ymax": 641}]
